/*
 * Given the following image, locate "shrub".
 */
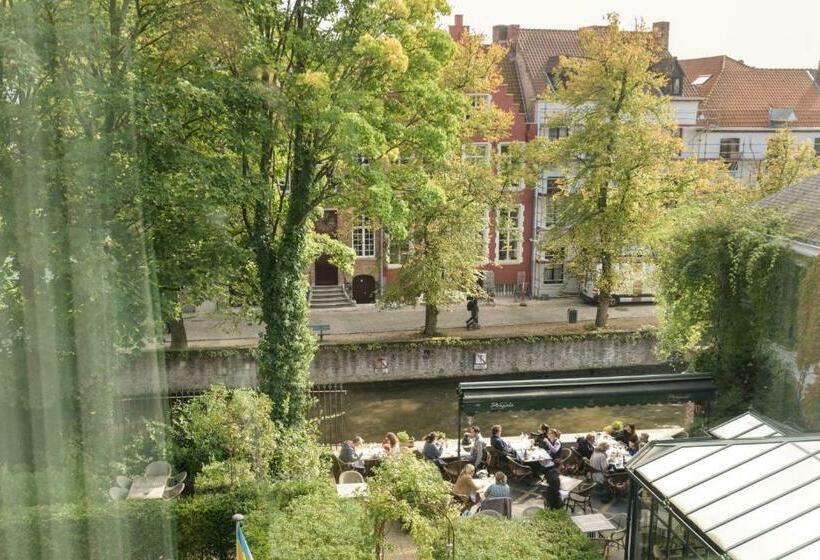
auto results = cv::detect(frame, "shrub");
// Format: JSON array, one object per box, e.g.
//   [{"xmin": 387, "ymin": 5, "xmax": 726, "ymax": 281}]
[
  {"xmin": 254, "ymin": 492, "xmax": 373, "ymax": 560},
  {"xmin": 173, "ymin": 386, "xmax": 278, "ymax": 486},
  {"xmin": 444, "ymin": 510, "xmax": 601, "ymax": 560},
  {"xmin": 366, "ymin": 454, "xmax": 455, "ymax": 559}
]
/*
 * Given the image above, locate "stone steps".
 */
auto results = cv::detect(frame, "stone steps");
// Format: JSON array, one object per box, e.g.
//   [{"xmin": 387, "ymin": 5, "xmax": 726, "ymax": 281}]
[{"xmin": 310, "ymin": 285, "xmax": 355, "ymax": 309}]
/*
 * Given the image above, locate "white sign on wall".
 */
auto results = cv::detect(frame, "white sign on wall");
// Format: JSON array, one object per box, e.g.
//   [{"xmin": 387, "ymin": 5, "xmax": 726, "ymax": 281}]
[{"xmin": 474, "ymin": 352, "xmax": 488, "ymax": 370}]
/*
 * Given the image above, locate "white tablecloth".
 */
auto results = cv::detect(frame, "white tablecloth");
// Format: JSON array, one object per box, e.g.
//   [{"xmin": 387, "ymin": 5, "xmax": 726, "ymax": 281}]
[{"xmin": 571, "ymin": 513, "xmax": 616, "ymax": 533}]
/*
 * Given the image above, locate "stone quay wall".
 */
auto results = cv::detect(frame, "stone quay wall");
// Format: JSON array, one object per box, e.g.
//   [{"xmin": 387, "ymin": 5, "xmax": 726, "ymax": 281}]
[{"xmin": 121, "ymin": 330, "xmax": 662, "ymax": 397}]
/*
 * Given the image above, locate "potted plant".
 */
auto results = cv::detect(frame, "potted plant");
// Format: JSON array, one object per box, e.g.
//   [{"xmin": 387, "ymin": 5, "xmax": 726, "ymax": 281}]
[{"xmin": 396, "ymin": 431, "xmax": 413, "ymax": 448}]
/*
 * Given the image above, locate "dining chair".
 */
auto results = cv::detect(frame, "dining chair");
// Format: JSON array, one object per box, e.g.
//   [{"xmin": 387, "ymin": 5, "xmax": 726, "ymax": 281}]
[
  {"xmin": 564, "ymin": 480, "xmax": 596, "ymax": 514},
  {"xmin": 169, "ymin": 470, "xmax": 187, "ymax": 486},
  {"xmin": 507, "ymin": 458, "xmax": 534, "ymax": 482},
  {"xmin": 475, "ymin": 508, "xmax": 502, "ymax": 518},
  {"xmin": 602, "ymin": 512, "xmax": 627, "ymax": 552},
  {"xmin": 450, "ymin": 492, "xmax": 472, "ymax": 514},
  {"xmin": 443, "ymin": 460, "xmax": 466, "ymax": 483},
  {"xmin": 115, "ymin": 475, "xmax": 132, "ymax": 489},
  {"xmin": 163, "ymin": 483, "xmax": 185, "ymax": 499},
  {"xmin": 144, "ymin": 461, "xmax": 172, "ymax": 478},
  {"xmin": 479, "ymin": 497, "xmax": 512, "ymax": 519},
  {"xmin": 339, "ymin": 470, "xmax": 365, "ymax": 484}
]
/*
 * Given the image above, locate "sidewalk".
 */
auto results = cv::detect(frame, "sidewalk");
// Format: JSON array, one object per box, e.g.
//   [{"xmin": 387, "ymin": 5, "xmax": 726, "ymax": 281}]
[{"xmin": 173, "ymin": 297, "xmax": 657, "ymax": 347}]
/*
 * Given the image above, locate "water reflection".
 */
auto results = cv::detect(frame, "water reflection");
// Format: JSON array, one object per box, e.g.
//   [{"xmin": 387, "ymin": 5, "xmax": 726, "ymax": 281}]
[{"xmin": 333, "ymin": 369, "xmax": 686, "ymax": 442}]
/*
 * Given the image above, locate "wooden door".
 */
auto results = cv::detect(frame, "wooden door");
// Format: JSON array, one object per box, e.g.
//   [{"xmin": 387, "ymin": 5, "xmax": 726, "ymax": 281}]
[
  {"xmin": 315, "ymin": 255, "xmax": 338, "ymax": 286},
  {"xmin": 352, "ymin": 275, "xmax": 376, "ymax": 303}
]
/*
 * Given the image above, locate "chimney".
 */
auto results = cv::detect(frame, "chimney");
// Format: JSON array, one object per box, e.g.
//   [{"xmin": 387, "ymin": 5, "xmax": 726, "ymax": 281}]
[
  {"xmin": 492, "ymin": 24, "xmax": 520, "ymax": 46},
  {"xmin": 449, "ymin": 14, "xmax": 469, "ymax": 41},
  {"xmin": 652, "ymin": 21, "xmax": 670, "ymax": 51}
]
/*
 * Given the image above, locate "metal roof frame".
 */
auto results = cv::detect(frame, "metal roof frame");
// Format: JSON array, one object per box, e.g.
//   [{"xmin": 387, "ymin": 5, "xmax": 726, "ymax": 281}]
[
  {"xmin": 628, "ymin": 434, "xmax": 820, "ymax": 560},
  {"xmin": 456, "ymin": 372, "xmax": 717, "ymax": 415},
  {"xmin": 707, "ymin": 409, "xmax": 801, "ymax": 439}
]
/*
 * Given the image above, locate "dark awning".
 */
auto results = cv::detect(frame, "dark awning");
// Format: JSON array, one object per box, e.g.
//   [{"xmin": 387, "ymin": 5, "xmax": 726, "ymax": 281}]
[{"xmin": 457, "ymin": 373, "xmax": 716, "ymax": 415}]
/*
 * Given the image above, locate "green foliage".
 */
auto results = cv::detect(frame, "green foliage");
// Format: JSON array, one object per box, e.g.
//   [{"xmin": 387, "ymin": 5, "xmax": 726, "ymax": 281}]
[
  {"xmin": 537, "ymin": 14, "xmax": 714, "ymax": 328},
  {"xmin": 0, "ymin": 486, "xmax": 276, "ymax": 560},
  {"xmin": 444, "ymin": 510, "xmax": 600, "ymax": 560},
  {"xmin": 173, "ymin": 386, "xmax": 278, "ymax": 487},
  {"xmin": 755, "ymin": 128, "xmax": 820, "ymax": 195},
  {"xmin": 655, "ymin": 205, "xmax": 797, "ymax": 419},
  {"xmin": 258, "ymin": 492, "xmax": 373, "ymax": 560},
  {"xmin": 366, "ymin": 454, "xmax": 455, "ymax": 559}
]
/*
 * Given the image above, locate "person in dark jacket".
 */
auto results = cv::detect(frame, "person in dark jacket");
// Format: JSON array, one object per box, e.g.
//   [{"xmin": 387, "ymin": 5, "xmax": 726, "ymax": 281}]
[
  {"xmin": 490, "ymin": 425, "xmax": 516, "ymax": 460},
  {"xmin": 339, "ymin": 436, "xmax": 365, "ymax": 472},
  {"xmin": 466, "ymin": 296, "xmax": 480, "ymax": 329},
  {"xmin": 422, "ymin": 432, "xmax": 446, "ymax": 474},
  {"xmin": 576, "ymin": 433, "xmax": 596, "ymax": 460}
]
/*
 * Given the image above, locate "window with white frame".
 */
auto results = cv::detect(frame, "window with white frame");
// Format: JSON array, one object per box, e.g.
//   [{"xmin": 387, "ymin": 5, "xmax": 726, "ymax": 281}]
[
  {"xmin": 467, "ymin": 93, "xmax": 492, "ymax": 117},
  {"xmin": 352, "ymin": 215, "xmax": 375, "ymax": 257},
  {"xmin": 538, "ymin": 177, "xmax": 561, "ymax": 228},
  {"xmin": 498, "ymin": 142, "xmax": 524, "ymax": 189},
  {"xmin": 539, "ymin": 125, "xmax": 569, "ymax": 140},
  {"xmin": 542, "ymin": 253, "xmax": 564, "ymax": 285},
  {"xmin": 463, "ymin": 142, "xmax": 491, "ymax": 164},
  {"xmin": 387, "ymin": 235, "xmax": 411, "ymax": 267},
  {"xmin": 815, "ymin": 137, "xmax": 820, "ymax": 156},
  {"xmin": 496, "ymin": 205, "xmax": 524, "ymax": 263},
  {"xmin": 720, "ymin": 138, "xmax": 741, "ymax": 177}
]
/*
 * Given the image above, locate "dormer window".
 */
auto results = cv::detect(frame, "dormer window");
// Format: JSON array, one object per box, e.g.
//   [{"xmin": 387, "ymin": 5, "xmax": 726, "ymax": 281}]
[
  {"xmin": 692, "ymin": 75, "xmax": 711, "ymax": 86},
  {"xmin": 671, "ymin": 77, "xmax": 682, "ymax": 96},
  {"xmin": 769, "ymin": 107, "xmax": 797, "ymax": 125}
]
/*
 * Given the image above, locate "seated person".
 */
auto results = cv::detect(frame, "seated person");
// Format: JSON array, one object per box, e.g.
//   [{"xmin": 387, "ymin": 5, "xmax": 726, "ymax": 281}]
[
  {"xmin": 485, "ymin": 471, "xmax": 511, "ymax": 499},
  {"xmin": 382, "ymin": 432, "xmax": 401, "ymax": 455},
  {"xmin": 422, "ymin": 432, "xmax": 443, "ymax": 461},
  {"xmin": 616, "ymin": 423, "xmax": 636, "ymax": 445},
  {"xmin": 543, "ymin": 428, "xmax": 562, "ymax": 459},
  {"xmin": 576, "ymin": 432, "xmax": 596, "ymax": 460},
  {"xmin": 467, "ymin": 426, "xmax": 485, "ymax": 467},
  {"xmin": 490, "ymin": 425, "xmax": 517, "ymax": 460},
  {"xmin": 453, "ymin": 464, "xmax": 482, "ymax": 505},
  {"xmin": 639, "ymin": 432, "xmax": 650, "ymax": 449},
  {"xmin": 534, "ymin": 423, "xmax": 550, "ymax": 447},
  {"xmin": 339, "ymin": 436, "xmax": 365, "ymax": 471},
  {"xmin": 627, "ymin": 434, "xmax": 640, "ymax": 456}
]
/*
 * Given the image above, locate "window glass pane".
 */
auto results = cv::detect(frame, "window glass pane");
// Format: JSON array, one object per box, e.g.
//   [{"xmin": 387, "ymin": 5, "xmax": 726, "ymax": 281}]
[{"xmin": 352, "ymin": 216, "xmax": 375, "ymax": 257}]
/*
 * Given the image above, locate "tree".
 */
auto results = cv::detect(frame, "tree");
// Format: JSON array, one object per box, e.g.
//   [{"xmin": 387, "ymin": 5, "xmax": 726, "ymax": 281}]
[
  {"xmin": 654, "ymin": 205, "xmax": 798, "ymax": 420},
  {"xmin": 537, "ymin": 14, "xmax": 695, "ymax": 328},
  {"xmin": 381, "ymin": 32, "xmax": 515, "ymax": 336},
  {"xmin": 145, "ymin": 1, "xmax": 468, "ymax": 426},
  {"xmin": 755, "ymin": 127, "xmax": 819, "ymax": 195}
]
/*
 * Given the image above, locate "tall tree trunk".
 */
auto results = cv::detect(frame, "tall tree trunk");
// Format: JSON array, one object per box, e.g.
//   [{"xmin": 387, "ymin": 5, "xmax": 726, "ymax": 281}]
[
  {"xmin": 168, "ymin": 316, "xmax": 187, "ymax": 349},
  {"xmin": 424, "ymin": 303, "xmax": 439, "ymax": 336},
  {"xmin": 595, "ymin": 252, "xmax": 612, "ymax": 328}
]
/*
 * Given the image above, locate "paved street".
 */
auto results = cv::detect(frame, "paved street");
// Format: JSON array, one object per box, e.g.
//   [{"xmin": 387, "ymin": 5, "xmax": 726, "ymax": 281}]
[{"xmin": 176, "ymin": 297, "xmax": 657, "ymax": 346}]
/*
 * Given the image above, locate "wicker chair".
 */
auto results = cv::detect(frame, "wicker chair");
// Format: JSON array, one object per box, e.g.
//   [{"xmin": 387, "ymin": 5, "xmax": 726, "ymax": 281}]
[
  {"xmin": 443, "ymin": 460, "xmax": 467, "ymax": 483},
  {"xmin": 450, "ymin": 492, "xmax": 472, "ymax": 514},
  {"xmin": 582, "ymin": 457, "xmax": 606, "ymax": 482},
  {"xmin": 602, "ymin": 513, "xmax": 627, "ymax": 553},
  {"xmin": 564, "ymin": 480, "xmax": 596, "ymax": 514},
  {"xmin": 507, "ymin": 458, "xmax": 534, "ymax": 482},
  {"xmin": 606, "ymin": 472, "xmax": 630, "ymax": 502},
  {"xmin": 555, "ymin": 447, "xmax": 575, "ymax": 474},
  {"xmin": 484, "ymin": 446, "xmax": 505, "ymax": 473}
]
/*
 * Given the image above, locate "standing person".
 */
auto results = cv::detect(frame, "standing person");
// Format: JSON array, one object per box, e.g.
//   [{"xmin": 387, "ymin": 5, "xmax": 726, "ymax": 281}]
[
  {"xmin": 485, "ymin": 471, "xmax": 511, "ymax": 499},
  {"xmin": 576, "ymin": 432, "xmax": 596, "ymax": 460},
  {"xmin": 468, "ymin": 426, "xmax": 485, "ymax": 468},
  {"xmin": 590, "ymin": 442, "xmax": 612, "ymax": 503},
  {"xmin": 339, "ymin": 436, "xmax": 365, "ymax": 472},
  {"xmin": 543, "ymin": 465, "xmax": 563, "ymax": 509},
  {"xmin": 466, "ymin": 296, "xmax": 480, "ymax": 329},
  {"xmin": 382, "ymin": 432, "xmax": 401, "ymax": 455}
]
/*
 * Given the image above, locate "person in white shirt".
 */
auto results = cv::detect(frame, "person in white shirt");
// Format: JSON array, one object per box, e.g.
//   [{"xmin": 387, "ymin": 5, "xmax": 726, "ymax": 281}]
[{"xmin": 590, "ymin": 442, "xmax": 612, "ymax": 502}]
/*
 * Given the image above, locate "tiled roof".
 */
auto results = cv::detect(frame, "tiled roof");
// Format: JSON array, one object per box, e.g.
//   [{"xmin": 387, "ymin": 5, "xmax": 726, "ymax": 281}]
[
  {"xmin": 680, "ymin": 56, "xmax": 820, "ymax": 127},
  {"xmin": 499, "ymin": 54, "xmax": 524, "ymax": 113},
  {"xmin": 512, "ymin": 28, "xmax": 699, "ymax": 116},
  {"xmin": 756, "ymin": 173, "xmax": 820, "ymax": 246}
]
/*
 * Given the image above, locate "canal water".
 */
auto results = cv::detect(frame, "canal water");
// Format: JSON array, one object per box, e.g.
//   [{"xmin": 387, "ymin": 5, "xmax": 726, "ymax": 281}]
[{"xmin": 327, "ymin": 366, "xmax": 687, "ymax": 442}]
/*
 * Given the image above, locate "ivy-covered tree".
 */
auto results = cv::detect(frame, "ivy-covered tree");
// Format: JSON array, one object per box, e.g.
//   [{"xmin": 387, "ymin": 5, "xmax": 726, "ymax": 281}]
[
  {"xmin": 149, "ymin": 1, "xmax": 466, "ymax": 426},
  {"xmin": 654, "ymin": 205, "xmax": 797, "ymax": 419},
  {"xmin": 755, "ymin": 127, "xmax": 819, "ymax": 195},
  {"xmin": 537, "ymin": 15, "xmax": 701, "ymax": 328}
]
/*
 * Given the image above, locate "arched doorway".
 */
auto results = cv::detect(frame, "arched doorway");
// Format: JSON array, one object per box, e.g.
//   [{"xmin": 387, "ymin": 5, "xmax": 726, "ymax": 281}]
[
  {"xmin": 352, "ymin": 275, "xmax": 376, "ymax": 303},
  {"xmin": 315, "ymin": 255, "xmax": 338, "ymax": 286}
]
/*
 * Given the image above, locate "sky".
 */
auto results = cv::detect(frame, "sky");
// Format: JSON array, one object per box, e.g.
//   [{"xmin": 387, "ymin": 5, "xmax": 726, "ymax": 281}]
[{"xmin": 442, "ymin": 0, "xmax": 820, "ymax": 69}]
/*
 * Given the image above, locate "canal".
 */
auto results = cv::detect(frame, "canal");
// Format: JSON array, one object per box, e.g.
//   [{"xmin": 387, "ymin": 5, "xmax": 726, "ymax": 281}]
[{"xmin": 320, "ymin": 365, "xmax": 687, "ymax": 442}]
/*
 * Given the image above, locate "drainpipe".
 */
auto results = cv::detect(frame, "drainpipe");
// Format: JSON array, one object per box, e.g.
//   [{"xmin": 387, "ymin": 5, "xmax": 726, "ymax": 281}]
[{"xmin": 530, "ymin": 186, "xmax": 539, "ymax": 298}]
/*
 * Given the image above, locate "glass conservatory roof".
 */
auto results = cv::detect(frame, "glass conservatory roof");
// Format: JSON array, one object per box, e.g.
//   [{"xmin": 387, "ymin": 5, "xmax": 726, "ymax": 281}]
[
  {"xmin": 629, "ymin": 436, "xmax": 820, "ymax": 560},
  {"xmin": 708, "ymin": 410, "xmax": 800, "ymax": 439}
]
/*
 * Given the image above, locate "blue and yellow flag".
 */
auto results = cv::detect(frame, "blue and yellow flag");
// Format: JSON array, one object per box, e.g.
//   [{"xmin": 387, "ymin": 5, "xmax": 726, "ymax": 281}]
[{"xmin": 236, "ymin": 523, "xmax": 254, "ymax": 560}]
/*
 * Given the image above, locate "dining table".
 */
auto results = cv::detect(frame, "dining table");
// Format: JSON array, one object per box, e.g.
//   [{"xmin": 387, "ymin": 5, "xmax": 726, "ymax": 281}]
[{"xmin": 571, "ymin": 513, "xmax": 616, "ymax": 535}]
